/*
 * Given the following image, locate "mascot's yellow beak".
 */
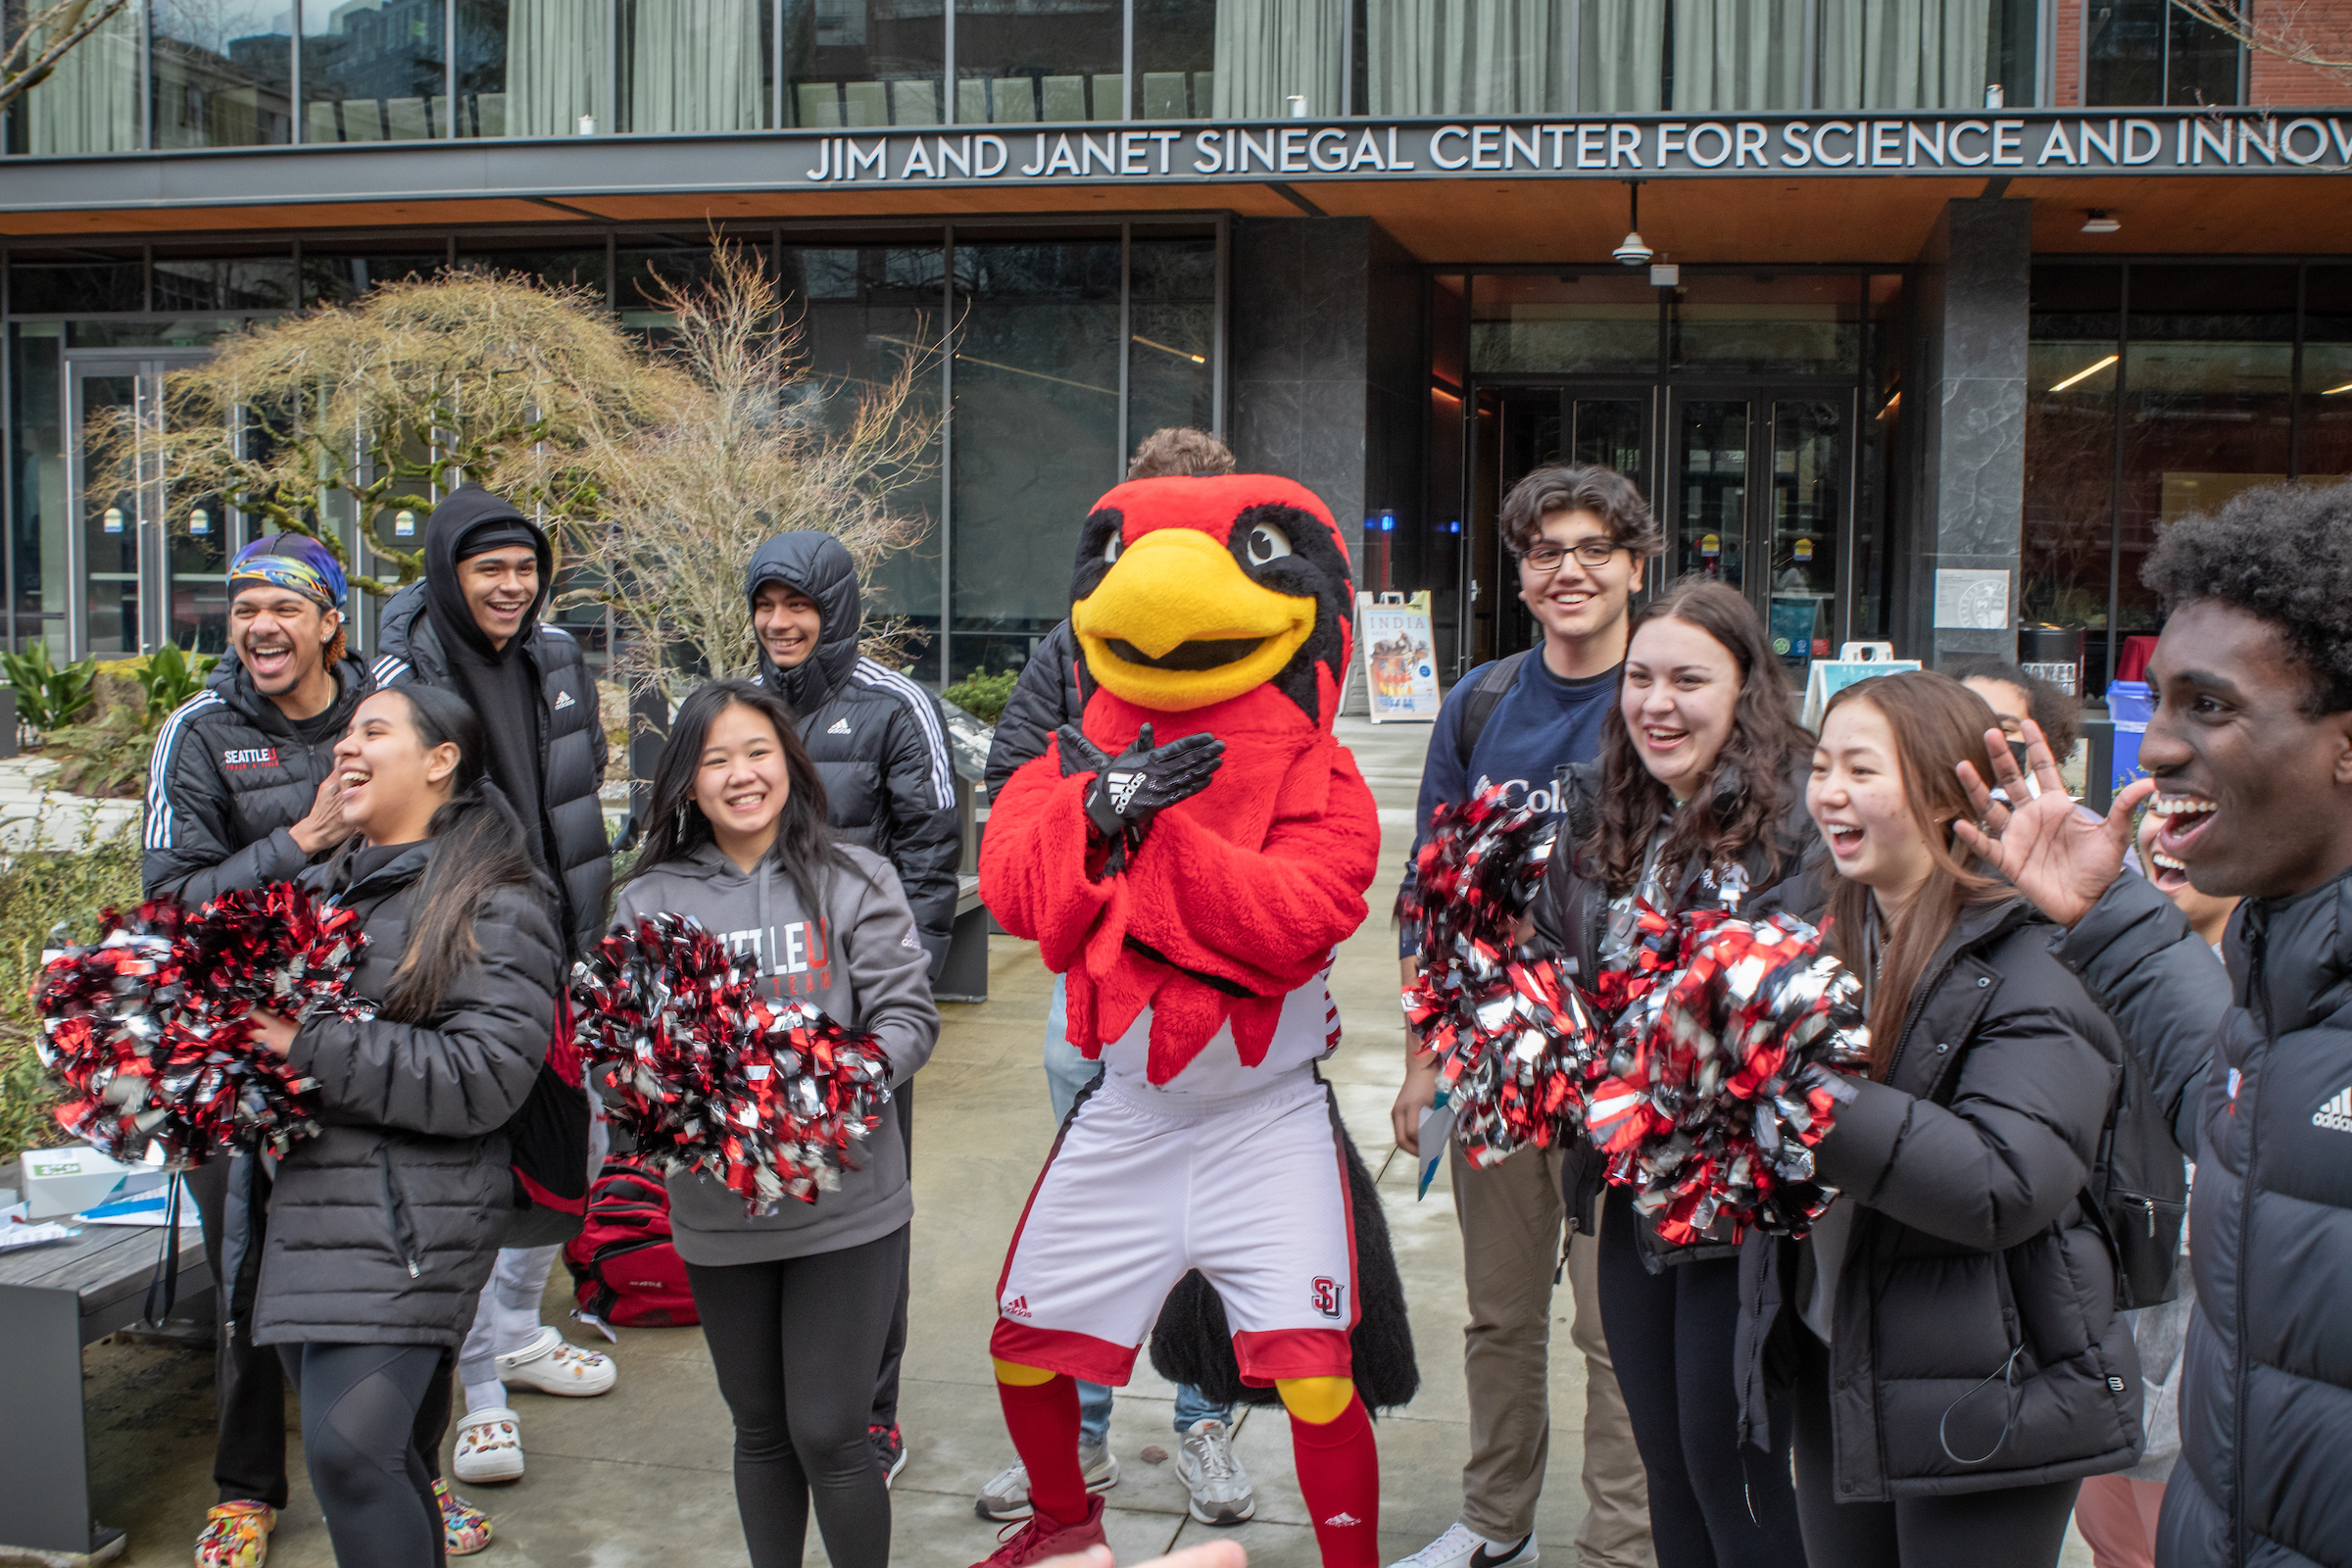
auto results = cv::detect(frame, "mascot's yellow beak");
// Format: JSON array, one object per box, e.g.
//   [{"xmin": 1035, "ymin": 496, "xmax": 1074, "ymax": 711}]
[{"xmin": 1072, "ymin": 527, "xmax": 1317, "ymax": 711}]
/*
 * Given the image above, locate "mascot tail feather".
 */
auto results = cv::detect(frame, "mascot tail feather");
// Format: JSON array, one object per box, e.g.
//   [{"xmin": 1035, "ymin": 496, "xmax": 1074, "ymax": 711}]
[{"xmin": 1149, "ymin": 1088, "xmax": 1419, "ymax": 1412}]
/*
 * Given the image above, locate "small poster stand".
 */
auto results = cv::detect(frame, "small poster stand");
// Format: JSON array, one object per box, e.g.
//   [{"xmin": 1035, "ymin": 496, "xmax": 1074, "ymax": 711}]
[
  {"xmin": 1354, "ymin": 592, "xmax": 1442, "ymax": 723},
  {"xmin": 1800, "ymin": 642, "xmax": 1921, "ymax": 730}
]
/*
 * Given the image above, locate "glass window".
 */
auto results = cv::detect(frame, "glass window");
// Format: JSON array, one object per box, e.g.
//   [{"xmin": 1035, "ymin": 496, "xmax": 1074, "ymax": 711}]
[
  {"xmin": 950, "ymin": 239, "xmax": 1120, "ymax": 680},
  {"xmin": 1470, "ymin": 274, "xmax": 1658, "ymax": 376},
  {"xmin": 1670, "ymin": 0, "xmax": 1803, "ymax": 114},
  {"xmin": 8, "ymin": 324, "xmax": 67, "ymax": 653},
  {"xmin": 1128, "ymin": 237, "xmax": 1216, "ymax": 450},
  {"xmin": 457, "ymin": 243, "xmax": 610, "ymax": 298},
  {"xmin": 2301, "ymin": 267, "xmax": 2352, "ymax": 483},
  {"xmin": 782, "ymin": 0, "xmax": 946, "ymax": 126},
  {"xmin": 1211, "ymin": 0, "xmax": 1347, "ymax": 117},
  {"xmin": 1134, "ymin": 0, "xmax": 1213, "ymax": 119},
  {"xmin": 9, "ymin": 1, "xmax": 141, "ymax": 154},
  {"xmin": 9, "ymin": 254, "xmax": 144, "ymax": 315},
  {"xmin": 303, "ymin": 249, "xmax": 449, "ymax": 304},
  {"xmin": 617, "ymin": 237, "xmax": 739, "ymax": 331},
  {"xmin": 2085, "ymin": 0, "xmax": 2241, "ymax": 106},
  {"xmin": 623, "ymin": 0, "xmax": 771, "ymax": 132},
  {"xmin": 1817, "ymin": 0, "xmax": 1997, "ymax": 111},
  {"xmin": 151, "ymin": 253, "xmax": 299, "ymax": 314},
  {"xmin": 2118, "ymin": 267, "xmax": 2295, "ymax": 634},
  {"xmin": 955, "ymin": 0, "xmax": 1121, "ymax": 123},
  {"xmin": 1578, "ymin": 0, "xmax": 1663, "ymax": 112},
  {"xmin": 2024, "ymin": 267, "xmax": 2120, "ymax": 682},
  {"xmin": 457, "ymin": 0, "xmax": 607, "ymax": 136},
  {"xmin": 1365, "ymin": 0, "xmax": 1569, "ymax": 116},
  {"xmin": 153, "ymin": 1, "xmax": 295, "ymax": 147},
  {"xmin": 68, "ymin": 319, "xmax": 242, "ymax": 349},
  {"xmin": 301, "ymin": 0, "xmax": 450, "ymax": 142},
  {"xmin": 1669, "ymin": 274, "xmax": 1860, "ymax": 377}
]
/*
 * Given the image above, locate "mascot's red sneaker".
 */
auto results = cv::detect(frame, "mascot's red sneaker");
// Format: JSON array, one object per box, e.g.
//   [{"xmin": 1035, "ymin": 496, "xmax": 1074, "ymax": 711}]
[{"xmin": 970, "ymin": 1494, "xmax": 1108, "ymax": 1568}]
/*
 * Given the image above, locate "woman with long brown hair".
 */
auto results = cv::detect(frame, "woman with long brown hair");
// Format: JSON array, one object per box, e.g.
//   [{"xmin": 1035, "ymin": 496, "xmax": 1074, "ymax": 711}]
[
  {"xmin": 1737, "ymin": 670, "xmax": 2138, "ymax": 1567},
  {"xmin": 1535, "ymin": 576, "xmax": 1813, "ymax": 1568}
]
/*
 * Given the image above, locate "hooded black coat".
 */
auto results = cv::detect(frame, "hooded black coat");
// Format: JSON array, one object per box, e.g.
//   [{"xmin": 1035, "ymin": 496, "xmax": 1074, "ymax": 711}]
[
  {"xmin": 2054, "ymin": 865, "xmax": 2352, "ymax": 1567},
  {"xmin": 144, "ymin": 653, "xmax": 375, "ymax": 903},
  {"xmin": 254, "ymin": 838, "xmax": 561, "ymax": 1348},
  {"xmin": 373, "ymin": 486, "xmax": 611, "ymax": 957},
  {"xmin": 747, "ymin": 532, "xmax": 959, "ymax": 973},
  {"xmin": 984, "ymin": 618, "xmax": 1085, "ymax": 802},
  {"xmin": 1734, "ymin": 896, "xmax": 2142, "ymax": 1501}
]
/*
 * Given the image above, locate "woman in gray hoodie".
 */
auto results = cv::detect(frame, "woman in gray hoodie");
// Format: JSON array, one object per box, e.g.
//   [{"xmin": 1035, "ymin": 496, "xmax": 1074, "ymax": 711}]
[{"xmin": 612, "ymin": 679, "xmax": 939, "ymax": 1568}]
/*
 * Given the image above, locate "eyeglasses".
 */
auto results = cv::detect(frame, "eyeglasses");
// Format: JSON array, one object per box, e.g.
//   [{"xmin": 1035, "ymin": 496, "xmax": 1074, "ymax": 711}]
[{"xmin": 1516, "ymin": 539, "xmax": 1625, "ymax": 572}]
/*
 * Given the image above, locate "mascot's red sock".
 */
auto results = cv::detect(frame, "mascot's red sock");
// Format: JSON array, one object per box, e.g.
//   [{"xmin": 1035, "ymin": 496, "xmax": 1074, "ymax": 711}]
[
  {"xmin": 997, "ymin": 1374, "xmax": 1089, "ymax": 1524},
  {"xmin": 1290, "ymin": 1393, "xmax": 1381, "ymax": 1568}
]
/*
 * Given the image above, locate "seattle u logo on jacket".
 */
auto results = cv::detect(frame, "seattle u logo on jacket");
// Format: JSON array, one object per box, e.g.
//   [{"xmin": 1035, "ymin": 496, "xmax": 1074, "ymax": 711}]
[{"xmin": 716, "ymin": 918, "xmax": 833, "ymax": 997}]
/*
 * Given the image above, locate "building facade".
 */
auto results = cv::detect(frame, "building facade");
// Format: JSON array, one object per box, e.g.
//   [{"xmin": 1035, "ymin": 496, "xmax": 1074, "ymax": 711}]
[{"xmin": 6, "ymin": 0, "xmax": 2350, "ymax": 694}]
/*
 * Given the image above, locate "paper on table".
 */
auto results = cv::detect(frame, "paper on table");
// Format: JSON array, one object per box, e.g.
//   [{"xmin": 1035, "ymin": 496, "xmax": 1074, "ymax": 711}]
[
  {"xmin": 0, "ymin": 1219, "xmax": 81, "ymax": 1251},
  {"xmin": 1417, "ymin": 1094, "xmax": 1454, "ymax": 1200},
  {"xmin": 79, "ymin": 1190, "xmax": 174, "ymax": 1226}
]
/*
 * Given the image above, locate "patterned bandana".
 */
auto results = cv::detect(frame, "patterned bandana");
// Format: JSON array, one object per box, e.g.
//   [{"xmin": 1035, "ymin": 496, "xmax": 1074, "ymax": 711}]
[{"xmin": 228, "ymin": 534, "xmax": 347, "ymax": 611}]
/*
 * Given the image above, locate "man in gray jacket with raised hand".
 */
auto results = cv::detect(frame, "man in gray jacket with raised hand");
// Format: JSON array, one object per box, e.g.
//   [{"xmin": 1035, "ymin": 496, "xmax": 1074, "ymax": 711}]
[{"xmin": 1957, "ymin": 480, "xmax": 2352, "ymax": 1568}]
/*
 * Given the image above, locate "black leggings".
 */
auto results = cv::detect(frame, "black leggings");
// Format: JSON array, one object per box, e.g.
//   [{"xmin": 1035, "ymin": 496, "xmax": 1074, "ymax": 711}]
[
  {"xmin": 1596, "ymin": 1187, "xmax": 1807, "ymax": 1568},
  {"xmin": 1790, "ymin": 1326, "xmax": 2082, "ymax": 1567},
  {"xmin": 686, "ymin": 1227, "xmax": 906, "ymax": 1568},
  {"xmin": 280, "ymin": 1343, "xmax": 448, "ymax": 1568}
]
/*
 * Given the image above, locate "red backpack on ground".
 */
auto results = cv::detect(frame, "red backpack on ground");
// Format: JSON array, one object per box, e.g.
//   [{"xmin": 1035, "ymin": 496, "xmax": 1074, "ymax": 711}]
[{"xmin": 563, "ymin": 1157, "xmax": 698, "ymax": 1328}]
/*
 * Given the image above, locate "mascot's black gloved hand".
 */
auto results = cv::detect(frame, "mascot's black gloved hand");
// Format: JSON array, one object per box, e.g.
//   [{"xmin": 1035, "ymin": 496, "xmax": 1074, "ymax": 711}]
[{"xmin": 1057, "ymin": 723, "xmax": 1226, "ymax": 851}]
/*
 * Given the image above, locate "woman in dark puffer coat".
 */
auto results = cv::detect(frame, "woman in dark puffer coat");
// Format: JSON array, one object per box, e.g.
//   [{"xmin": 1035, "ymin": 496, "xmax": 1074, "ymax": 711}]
[
  {"xmin": 1737, "ymin": 670, "xmax": 2140, "ymax": 1568},
  {"xmin": 245, "ymin": 684, "xmax": 559, "ymax": 1568}
]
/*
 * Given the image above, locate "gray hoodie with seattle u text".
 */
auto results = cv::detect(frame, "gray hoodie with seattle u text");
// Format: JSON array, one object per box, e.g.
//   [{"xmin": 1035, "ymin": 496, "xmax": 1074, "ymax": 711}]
[{"xmin": 612, "ymin": 840, "xmax": 939, "ymax": 1265}]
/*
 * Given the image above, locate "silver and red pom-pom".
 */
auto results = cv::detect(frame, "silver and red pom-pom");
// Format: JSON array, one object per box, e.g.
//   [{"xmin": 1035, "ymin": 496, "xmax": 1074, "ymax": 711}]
[
  {"xmin": 568, "ymin": 912, "xmax": 892, "ymax": 1214},
  {"xmin": 1398, "ymin": 787, "xmax": 1603, "ymax": 1166},
  {"xmin": 1587, "ymin": 910, "xmax": 1869, "ymax": 1244},
  {"xmin": 36, "ymin": 883, "xmax": 368, "ymax": 1165}
]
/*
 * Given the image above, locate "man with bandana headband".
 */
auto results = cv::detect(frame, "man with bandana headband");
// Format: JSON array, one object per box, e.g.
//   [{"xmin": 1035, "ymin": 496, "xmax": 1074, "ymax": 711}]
[{"xmin": 145, "ymin": 533, "xmax": 378, "ymax": 1568}]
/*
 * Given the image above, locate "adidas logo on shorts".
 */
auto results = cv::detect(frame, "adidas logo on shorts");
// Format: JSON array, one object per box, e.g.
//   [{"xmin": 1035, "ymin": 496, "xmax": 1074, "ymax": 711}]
[
  {"xmin": 1324, "ymin": 1513, "xmax": 1362, "ymax": 1528},
  {"xmin": 1002, "ymin": 1294, "xmax": 1033, "ymax": 1319},
  {"xmin": 2315, "ymin": 1087, "xmax": 2352, "ymax": 1133}
]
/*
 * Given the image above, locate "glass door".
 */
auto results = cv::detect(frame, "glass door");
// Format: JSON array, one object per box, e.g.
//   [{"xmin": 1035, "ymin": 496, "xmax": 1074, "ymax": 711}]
[
  {"xmin": 65, "ymin": 354, "xmax": 221, "ymax": 658},
  {"xmin": 1474, "ymin": 382, "xmax": 1654, "ymax": 662}
]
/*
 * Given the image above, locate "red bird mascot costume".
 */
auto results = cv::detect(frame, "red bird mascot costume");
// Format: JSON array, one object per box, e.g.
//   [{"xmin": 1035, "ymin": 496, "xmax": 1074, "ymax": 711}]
[{"xmin": 975, "ymin": 474, "xmax": 1386, "ymax": 1568}]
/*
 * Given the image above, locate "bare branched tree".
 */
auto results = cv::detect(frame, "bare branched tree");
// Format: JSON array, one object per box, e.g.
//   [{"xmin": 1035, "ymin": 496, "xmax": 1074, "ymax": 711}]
[
  {"xmin": 2171, "ymin": 1, "xmax": 2352, "ymax": 84},
  {"xmin": 87, "ymin": 273, "xmax": 675, "ymax": 596},
  {"xmin": 561, "ymin": 241, "xmax": 942, "ymax": 697},
  {"xmin": 0, "ymin": 0, "xmax": 131, "ymax": 111}
]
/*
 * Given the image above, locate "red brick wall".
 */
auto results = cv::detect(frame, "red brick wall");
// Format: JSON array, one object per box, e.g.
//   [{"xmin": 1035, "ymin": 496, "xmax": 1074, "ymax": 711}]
[
  {"xmin": 2053, "ymin": 0, "xmax": 2085, "ymax": 106},
  {"xmin": 2245, "ymin": 0, "xmax": 2352, "ymax": 106}
]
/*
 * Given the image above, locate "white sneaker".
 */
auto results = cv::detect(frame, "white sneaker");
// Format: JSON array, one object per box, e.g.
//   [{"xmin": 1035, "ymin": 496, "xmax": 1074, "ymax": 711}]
[
  {"xmin": 1175, "ymin": 1418, "xmax": 1255, "ymax": 1525},
  {"xmin": 452, "ymin": 1407, "xmax": 525, "ymax": 1485},
  {"xmin": 496, "ymin": 1326, "xmax": 617, "ymax": 1396},
  {"xmin": 1387, "ymin": 1523, "xmax": 1538, "ymax": 1568},
  {"xmin": 972, "ymin": 1441, "xmax": 1120, "ymax": 1521}
]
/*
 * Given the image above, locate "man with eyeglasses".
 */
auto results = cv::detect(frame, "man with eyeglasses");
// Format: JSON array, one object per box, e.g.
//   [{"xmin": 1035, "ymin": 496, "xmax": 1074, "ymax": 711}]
[{"xmin": 1388, "ymin": 466, "xmax": 1662, "ymax": 1568}]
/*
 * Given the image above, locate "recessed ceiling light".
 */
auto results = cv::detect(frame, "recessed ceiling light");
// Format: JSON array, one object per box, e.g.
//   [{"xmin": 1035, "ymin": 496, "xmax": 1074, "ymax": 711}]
[{"xmin": 2082, "ymin": 210, "xmax": 2121, "ymax": 233}]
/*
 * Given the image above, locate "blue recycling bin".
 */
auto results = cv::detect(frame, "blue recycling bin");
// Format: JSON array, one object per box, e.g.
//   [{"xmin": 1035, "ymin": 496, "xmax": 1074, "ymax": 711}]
[{"xmin": 2106, "ymin": 680, "xmax": 2154, "ymax": 795}]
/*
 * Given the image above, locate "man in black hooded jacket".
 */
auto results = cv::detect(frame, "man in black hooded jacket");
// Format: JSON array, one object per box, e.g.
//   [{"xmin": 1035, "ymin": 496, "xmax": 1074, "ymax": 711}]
[
  {"xmin": 1959, "ymin": 480, "xmax": 2352, "ymax": 1568},
  {"xmin": 747, "ymin": 529, "xmax": 956, "ymax": 1486}
]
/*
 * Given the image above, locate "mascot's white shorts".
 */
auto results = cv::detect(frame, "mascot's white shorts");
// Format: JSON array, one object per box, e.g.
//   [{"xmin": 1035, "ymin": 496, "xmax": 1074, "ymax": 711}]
[{"xmin": 989, "ymin": 1064, "xmax": 1357, "ymax": 1387}]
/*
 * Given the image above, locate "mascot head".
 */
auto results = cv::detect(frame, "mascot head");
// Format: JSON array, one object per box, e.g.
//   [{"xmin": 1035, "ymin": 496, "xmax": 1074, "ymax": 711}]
[{"xmin": 1066, "ymin": 474, "xmax": 1356, "ymax": 726}]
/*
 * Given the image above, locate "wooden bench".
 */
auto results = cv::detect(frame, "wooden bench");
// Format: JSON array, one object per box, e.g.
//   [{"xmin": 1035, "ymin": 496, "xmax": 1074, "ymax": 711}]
[{"xmin": 1, "ymin": 1189, "xmax": 209, "ymax": 1567}]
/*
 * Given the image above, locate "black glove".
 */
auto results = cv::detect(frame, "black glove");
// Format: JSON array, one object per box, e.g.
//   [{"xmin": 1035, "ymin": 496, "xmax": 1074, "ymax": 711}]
[{"xmin": 1055, "ymin": 722, "xmax": 1225, "ymax": 846}]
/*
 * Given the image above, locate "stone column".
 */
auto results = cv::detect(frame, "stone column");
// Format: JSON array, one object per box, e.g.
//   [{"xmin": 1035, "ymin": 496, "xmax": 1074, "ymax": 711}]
[{"xmin": 1900, "ymin": 196, "xmax": 2032, "ymax": 668}]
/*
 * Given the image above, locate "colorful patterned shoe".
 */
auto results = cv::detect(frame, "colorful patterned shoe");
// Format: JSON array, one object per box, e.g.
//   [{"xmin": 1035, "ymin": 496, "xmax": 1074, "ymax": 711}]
[
  {"xmin": 434, "ymin": 1480, "xmax": 494, "ymax": 1556},
  {"xmin": 496, "ymin": 1326, "xmax": 617, "ymax": 1396},
  {"xmin": 193, "ymin": 1500, "xmax": 275, "ymax": 1568}
]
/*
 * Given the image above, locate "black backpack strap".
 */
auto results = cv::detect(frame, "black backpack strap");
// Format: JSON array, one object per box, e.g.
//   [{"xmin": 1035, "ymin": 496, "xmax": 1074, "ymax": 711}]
[{"xmin": 1455, "ymin": 650, "xmax": 1532, "ymax": 771}]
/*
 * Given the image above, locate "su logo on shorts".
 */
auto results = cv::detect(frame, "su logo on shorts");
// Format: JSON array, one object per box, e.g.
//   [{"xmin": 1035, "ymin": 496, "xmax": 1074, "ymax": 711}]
[{"xmin": 1311, "ymin": 1277, "xmax": 1345, "ymax": 1319}]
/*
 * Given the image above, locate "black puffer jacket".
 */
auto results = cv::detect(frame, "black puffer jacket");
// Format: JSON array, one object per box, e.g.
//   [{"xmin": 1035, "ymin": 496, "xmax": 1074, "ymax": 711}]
[
  {"xmin": 374, "ymin": 525, "xmax": 609, "ymax": 957},
  {"xmin": 2056, "ymin": 866, "xmax": 2352, "ymax": 1566},
  {"xmin": 984, "ymin": 618, "xmax": 1086, "ymax": 802},
  {"xmin": 1735, "ymin": 896, "xmax": 2140, "ymax": 1499},
  {"xmin": 748, "ymin": 532, "xmax": 959, "ymax": 974},
  {"xmin": 253, "ymin": 841, "xmax": 560, "ymax": 1348},
  {"xmin": 143, "ymin": 655, "xmax": 374, "ymax": 903}
]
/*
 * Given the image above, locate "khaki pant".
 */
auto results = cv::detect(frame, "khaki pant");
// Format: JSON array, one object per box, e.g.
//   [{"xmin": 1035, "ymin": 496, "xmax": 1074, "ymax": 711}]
[{"xmin": 1452, "ymin": 1140, "xmax": 1651, "ymax": 1568}]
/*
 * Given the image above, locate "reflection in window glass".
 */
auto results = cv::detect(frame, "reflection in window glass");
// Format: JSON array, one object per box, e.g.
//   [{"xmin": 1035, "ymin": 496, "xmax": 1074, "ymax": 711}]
[
  {"xmin": 2084, "ymin": 0, "xmax": 2240, "ymax": 106},
  {"xmin": 783, "ymin": 0, "xmax": 946, "ymax": 125},
  {"xmin": 623, "ymin": 0, "xmax": 770, "ymax": 131},
  {"xmin": 1765, "ymin": 398, "xmax": 1841, "ymax": 671},
  {"xmin": 1128, "ymin": 239, "xmax": 1216, "ymax": 448},
  {"xmin": 1470, "ymin": 274, "xmax": 1658, "ymax": 376},
  {"xmin": 301, "ymin": 0, "xmax": 449, "ymax": 142},
  {"xmin": 1674, "ymin": 399, "xmax": 1749, "ymax": 589},
  {"xmin": 785, "ymin": 248, "xmax": 948, "ymax": 680},
  {"xmin": 2166, "ymin": 1, "xmax": 2239, "ymax": 104},
  {"xmin": 153, "ymin": 1, "xmax": 294, "ymax": 147},
  {"xmin": 2302, "ymin": 268, "xmax": 2352, "ymax": 484},
  {"xmin": 2120, "ymin": 267, "xmax": 2295, "ymax": 632},
  {"xmin": 455, "ymin": 0, "xmax": 610, "ymax": 137},
  {"xmin": 11, "ymin": 1, "xmax": 140, "ymax": 153},
  {"xmin": 2024, "ymin": 268, "xmax": 2120, "ymax": 680},
  {"xmin": 8, "ymin": 325, "xmax": 68, "ymax": 653},
  {"xmin": 1669, "ymin": 275, "xmax": 1859, "ymax": 377},
  {"xmin": 1212, "ymin": 0, "xmax": 1346, "ymax": 118},
  {"xmin": 9, "ymin": 256, "xmax": 144, "ymax": 315},
  {"xmin": 956, "ymin": 0, "xmax": 1121, "ymax": 123},
  {"xmin": 617, "ymin": 239, "xmax": 737, "ymax": 332},
  {"xmin": 302, "ymin": 252, "xmax": 448, "ymax": 305},
  {"xmin": 951, "ymin": 241, "xmax": 1120, "ymax": 680},
  {"xmin": 1365, "ymin": 0, "xmax": 1568, "ymax": 116},
  {"xmin": 152, "ymin": 255, "xmax": 299, "ymax": 313},
  {"xmin": 1134, "ymin": 0, "xmax": 1213, "ymax": 119}
]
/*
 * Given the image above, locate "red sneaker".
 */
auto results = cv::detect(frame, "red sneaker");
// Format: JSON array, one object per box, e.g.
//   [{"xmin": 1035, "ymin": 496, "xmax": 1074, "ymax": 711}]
[{"xmin": 969, "ymin": 1494, "xmax": 1107, "ymax": 1567}]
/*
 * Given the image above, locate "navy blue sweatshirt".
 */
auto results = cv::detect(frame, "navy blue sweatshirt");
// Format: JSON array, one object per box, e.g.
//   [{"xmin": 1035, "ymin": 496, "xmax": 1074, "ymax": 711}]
[{"xmin": 1398, "ymin": 654, "xmax": 1621, "ymax": 956}]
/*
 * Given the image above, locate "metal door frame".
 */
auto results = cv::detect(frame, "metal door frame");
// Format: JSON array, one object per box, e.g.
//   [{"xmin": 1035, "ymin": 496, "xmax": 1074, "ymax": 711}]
[{"xmin": 63, "ymin": 350, "xmax": 216, "ymax": 660}]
